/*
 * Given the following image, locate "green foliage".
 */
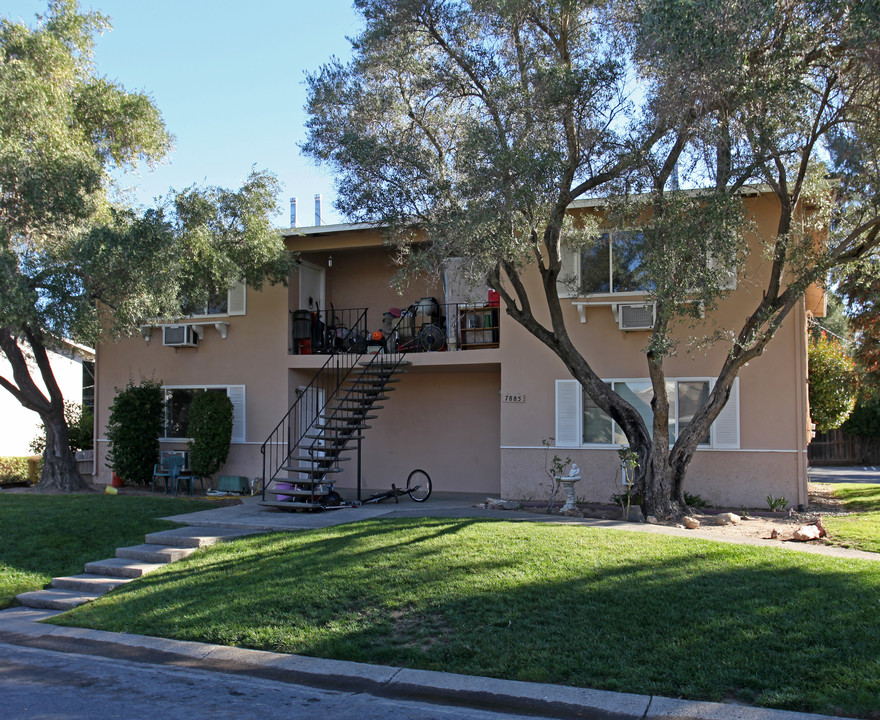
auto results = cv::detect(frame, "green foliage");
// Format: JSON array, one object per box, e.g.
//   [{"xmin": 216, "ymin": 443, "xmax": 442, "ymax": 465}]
[
  {"xmin": 303, "ymin": 0, "xmax": 880, "ymax": 515},
  {"xmin": 0, "ymin": 457, "xmax": 30, "ymax": 483},
  {"xmin": 842, "ymin": 393, "xmax": 880, "ymax": 438},
  {"xmin": 766, "ymin": 495, "xmax": 789, "ymax": 512},
  {"xmin": 683, "ymin": 492, "xmax": 709, "ymax": 509},
  {"xmin": 30, "ymin": 402, "xmax": 93, "ymax": 454},
  {"xmin": 808, "ymin": 333, "xmax": 859, "ymax": 432},
  {"xmin": 187, "ymin": 391, "xmax": 234, "ymax": 478},
  {"xmin": 105, "ymin": 379, "xmax": 164, "ymax": 485}
]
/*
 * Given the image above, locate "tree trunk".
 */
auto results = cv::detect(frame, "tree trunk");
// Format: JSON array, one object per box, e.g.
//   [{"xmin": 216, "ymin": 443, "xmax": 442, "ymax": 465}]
[
  {"xmin": 0, "ymin": 326, "xmax": 91, "ymax": 492},
  {"xmin": 40, "ymin": 403, "xmax": 91, "ymax": 492}
]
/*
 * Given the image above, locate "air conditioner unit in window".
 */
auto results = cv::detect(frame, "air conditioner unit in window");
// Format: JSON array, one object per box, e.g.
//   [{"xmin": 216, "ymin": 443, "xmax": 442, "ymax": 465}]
[
  {"xmin": 614, "ymin": 303, "xmax": 655, "ymax": 331},
  {"xmin": 162, "ymin": 325, "xmax": 199, "ymax": 347}
]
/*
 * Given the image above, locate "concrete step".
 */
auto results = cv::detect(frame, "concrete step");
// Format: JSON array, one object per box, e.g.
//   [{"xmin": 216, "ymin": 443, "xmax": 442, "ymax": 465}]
[
  {"xmin": 144, "ymin": 526, "xmax": 260, "ymax": 549},
  {"xmin": 116, "ymin": 544, "xmax": 196, "ymax": 563},
  {"xmin": 16, "ymin": 588, "xmax": 102, "ymax": 611},
  {"xmin": 84, "ymin": 557, "xmax": 166, "ymax": 578},
  {"xmin": 51, "ymin": 574, "xmax": 132, "ymax": 594}
]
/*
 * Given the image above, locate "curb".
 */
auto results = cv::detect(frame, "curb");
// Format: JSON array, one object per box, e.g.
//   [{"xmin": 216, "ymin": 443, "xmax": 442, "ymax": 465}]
[{"xmin": 0, "ymin": 611, "xmax": 848, "ymax": 720}]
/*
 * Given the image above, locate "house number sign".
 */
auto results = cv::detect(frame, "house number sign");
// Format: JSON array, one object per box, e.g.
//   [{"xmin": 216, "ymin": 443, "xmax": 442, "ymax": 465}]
[{"xmin": 504, "ymin": 393, "xmax": 526, "ymax": 403}]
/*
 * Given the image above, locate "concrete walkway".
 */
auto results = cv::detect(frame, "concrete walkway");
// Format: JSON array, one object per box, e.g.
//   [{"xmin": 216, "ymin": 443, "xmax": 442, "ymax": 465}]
[{"xmin": 1, "ymin": 490, "xmax": 873, "ymax": 720}]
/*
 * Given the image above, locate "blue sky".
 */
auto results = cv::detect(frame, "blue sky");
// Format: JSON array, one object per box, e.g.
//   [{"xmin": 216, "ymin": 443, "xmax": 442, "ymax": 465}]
[{"xmin": 5, "ymin": 1, "xmax": 362, "ymax": 227}]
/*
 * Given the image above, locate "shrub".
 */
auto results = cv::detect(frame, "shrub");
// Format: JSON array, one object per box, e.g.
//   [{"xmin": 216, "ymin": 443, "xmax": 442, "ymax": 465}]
[
  {"xmin": 808, "ymin": 332, "xmax": 858, "ymax": 432},
  {"xmin": 0, "ymin": 457, "xmax": 30, "ymax": 484},
  {"xmin": 842, "ymin": 393, "xmax": 880, "ymax": 438},
  {"xmin": 188, "ymin": 391, "xmax": 234, "ymax": 478},
  {"xmin": 105, "ymin": 379, "xmax": 164, "ymax": 485}
]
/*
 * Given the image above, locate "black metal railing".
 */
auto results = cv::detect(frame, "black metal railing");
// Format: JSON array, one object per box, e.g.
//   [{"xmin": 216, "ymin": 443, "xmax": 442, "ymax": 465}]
[
  {"xmin": 290, "ymin": 301, "xmax": 500, "ymax": 355},
  {"xmin": 290, "ymin": 306, "xmax": 369, "ymax": 355},
  {"xmin": 263, "ymin": 309, "xmax": 369, "ymax": 493}
]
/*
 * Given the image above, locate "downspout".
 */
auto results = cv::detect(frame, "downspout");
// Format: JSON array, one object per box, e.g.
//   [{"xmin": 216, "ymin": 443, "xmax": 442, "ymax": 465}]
[
  {"xmin": 91, "ymin": 350, "xmax": 99, "ymax": 480},
  {"xmin": 794, "ymin": 298, "xmax": 808, "ymax": 508}
]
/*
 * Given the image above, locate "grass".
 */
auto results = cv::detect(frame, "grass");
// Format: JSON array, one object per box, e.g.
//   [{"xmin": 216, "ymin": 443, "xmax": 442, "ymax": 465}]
[
  {"xmin": 0, "ymin": 494, "xmax": 215, "ymax": 608},
  {"xmin": 53, "ymin": 517, "xmax": 880, "ymax": 718},
  {"xmin": 823, "ymin": 482, "xmax": 880, "ymax": 553}
]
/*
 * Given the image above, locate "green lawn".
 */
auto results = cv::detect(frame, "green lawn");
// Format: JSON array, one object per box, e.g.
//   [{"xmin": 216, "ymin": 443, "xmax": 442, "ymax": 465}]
[
  {"xmin": 53, "ymin": 517, "xmax": 880, "ymax": 718},
  {"xmin": 823, "ymin": 483, "xmax": 880, "ymax": 553},
  {"xmin": 0, "ymin": 494, "xmax": 214, "ymax": 608}
]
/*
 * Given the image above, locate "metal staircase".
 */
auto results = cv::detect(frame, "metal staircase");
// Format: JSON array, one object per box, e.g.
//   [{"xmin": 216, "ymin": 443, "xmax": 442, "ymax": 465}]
[{"xmin": 260, "ymin": 334, "xmax": 410, "ymax": 510}]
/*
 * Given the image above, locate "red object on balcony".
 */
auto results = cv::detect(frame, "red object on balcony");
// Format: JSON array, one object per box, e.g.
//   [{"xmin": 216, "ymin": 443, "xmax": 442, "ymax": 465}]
[{"xmin": 488, "ymin": 289, "xmax": 500, "ymax": 306}]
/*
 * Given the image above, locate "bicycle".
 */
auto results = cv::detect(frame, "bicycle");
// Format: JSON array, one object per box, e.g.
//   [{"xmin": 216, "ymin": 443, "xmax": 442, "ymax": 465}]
[{"xmin": 361, "ymin": 469, "xmax": 432, "ymax": 504}]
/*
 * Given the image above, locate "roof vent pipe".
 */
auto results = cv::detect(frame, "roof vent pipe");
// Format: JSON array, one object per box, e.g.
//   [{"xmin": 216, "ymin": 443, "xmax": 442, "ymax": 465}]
[
  {"xmin": 290, "ymin": 197, "xmax": 297, "ymax": 228},
  {"xmin": 314, "ymin": 194, "xmax": 322, "ymax": 226}
]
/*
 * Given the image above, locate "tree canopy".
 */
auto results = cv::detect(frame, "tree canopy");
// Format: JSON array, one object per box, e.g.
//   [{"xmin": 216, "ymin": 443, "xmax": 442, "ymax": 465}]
[
  {"xmin": 0, "ymin": 1, "xmax": 294, "ymax": 490},
  {"xmin": 304, "ymin": 0, "xmax": 880, "ymax": 516}
]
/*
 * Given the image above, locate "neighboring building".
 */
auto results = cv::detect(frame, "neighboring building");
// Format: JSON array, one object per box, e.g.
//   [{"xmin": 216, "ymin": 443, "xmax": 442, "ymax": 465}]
[
  {"xmin": 93, "ymin": 189, "xmax": 826, "ymax": 508},
  {"xmin": 0, "ymin": 339, "xmax": 94, "ymax": 456}
]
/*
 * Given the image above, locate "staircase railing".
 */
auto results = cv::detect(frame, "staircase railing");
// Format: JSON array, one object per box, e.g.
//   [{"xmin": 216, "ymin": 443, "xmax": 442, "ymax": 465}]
[
  {"xmin": 260, "ymin": 308, "xmax": 368, "ymax": 496},
  {"xmin": 304, "ymin": 321, "xmax": 411, "ymax": 500}
]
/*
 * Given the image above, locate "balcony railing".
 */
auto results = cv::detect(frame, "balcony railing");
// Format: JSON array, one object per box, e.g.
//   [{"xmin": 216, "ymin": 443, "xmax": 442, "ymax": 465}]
[{"xmin": 290, "ymin": 300, "xmax": 500, "ymax": 355}]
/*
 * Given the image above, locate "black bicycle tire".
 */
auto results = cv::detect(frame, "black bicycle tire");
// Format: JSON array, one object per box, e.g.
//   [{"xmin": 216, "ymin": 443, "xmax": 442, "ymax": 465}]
[{"xmin": 406, "ymin": 469, "xmax": 432, "ymax": 502}]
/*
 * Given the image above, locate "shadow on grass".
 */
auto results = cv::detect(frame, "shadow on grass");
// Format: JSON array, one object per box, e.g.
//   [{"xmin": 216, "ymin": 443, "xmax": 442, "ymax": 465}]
[{"xmin": 53, "ymin": 518, "xmax": 880, "ymax": 717}]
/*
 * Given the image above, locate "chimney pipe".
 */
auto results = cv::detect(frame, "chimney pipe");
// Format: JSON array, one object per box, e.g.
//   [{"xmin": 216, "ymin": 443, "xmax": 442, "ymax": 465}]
[
  {"xmin": 290, "ymin": 197, "xmax": 297, "ymax": 228},
  {"xmin": 314, "ymin": 194, "xmax": 322, "ymax": 226}
]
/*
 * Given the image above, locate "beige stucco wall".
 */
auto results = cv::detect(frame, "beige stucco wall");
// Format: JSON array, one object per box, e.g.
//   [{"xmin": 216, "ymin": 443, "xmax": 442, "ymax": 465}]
[
  {"xmin": 288, "ymin": 365, "xmax": 500, "ymax": 495},
  {"xmin": 94, "ymin": 281, "xmax": 290, "ymax": 486},
  {"xmin": 498, "ymin": 192, "xmax": 811, "ymax": 508}
]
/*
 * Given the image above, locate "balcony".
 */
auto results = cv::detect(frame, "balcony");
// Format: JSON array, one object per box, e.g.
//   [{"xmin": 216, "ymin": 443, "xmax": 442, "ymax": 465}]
[{"xmin": 289, "ymin": 301, "xmax": 500, "ymax": 367}]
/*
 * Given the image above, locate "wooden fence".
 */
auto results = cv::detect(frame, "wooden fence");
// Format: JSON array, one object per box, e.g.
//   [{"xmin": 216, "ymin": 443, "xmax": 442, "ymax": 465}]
[{"xmin": 808, "ymin": 429, "xmax": 880, "ymax": 465}]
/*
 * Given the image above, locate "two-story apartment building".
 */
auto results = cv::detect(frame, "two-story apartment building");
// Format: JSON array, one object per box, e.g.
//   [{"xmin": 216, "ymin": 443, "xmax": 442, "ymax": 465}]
[{"xmin": 93, "ymin": 188, "xmax": 825, "ymax": 509}]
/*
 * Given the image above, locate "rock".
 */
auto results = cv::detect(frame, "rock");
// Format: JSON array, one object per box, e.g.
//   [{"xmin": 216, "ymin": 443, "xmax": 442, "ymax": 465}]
[
  {"xmin": 769, "ymin": 529, "xmax": 779, "ymax": 539},
  {"xmin": 562, "ymin": 508, "xmax": 584, "ymax": 518},
  {"xmin": 792, "ymin": 524, "xmax": 823, "ymax": 541},
  {"xmin": 710, "ymin": 512, "xmax": 740, "ymax": 526},
  {"xmin": 683, "ymin": 516, "xmax": 700, "ymax": 529},
  {"xmin": 500, "ymin": 500, "xmax": 521, "ymax": 511},
  {"xmin": 645, "ymin": 515, "xmax": 659, "ymax": 524},
  {"xmin": 621, "ymin": 505, "xmax": 644, "ymax": 523}
]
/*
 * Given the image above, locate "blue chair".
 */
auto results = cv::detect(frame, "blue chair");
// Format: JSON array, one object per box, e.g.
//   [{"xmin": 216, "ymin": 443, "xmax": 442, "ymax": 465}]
[{"xmin": 154, "ymin": 455, "xmax": 186, "ymax": 496}]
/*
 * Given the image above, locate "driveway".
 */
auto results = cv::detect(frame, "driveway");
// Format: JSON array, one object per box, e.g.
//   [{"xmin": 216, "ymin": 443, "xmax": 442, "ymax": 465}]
[{"xmin": 808, "ymin": 465, "xmax": 880, "ymax": 484}]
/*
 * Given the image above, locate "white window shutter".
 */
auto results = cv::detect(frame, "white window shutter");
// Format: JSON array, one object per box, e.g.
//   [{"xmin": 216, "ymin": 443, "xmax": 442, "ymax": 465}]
[
  {"xmin": 711, "ymin": 378, "xmax": 740, "ymax": 448},
  {"xmin": 227, "ymin": 385, "xmax": 246, "ymax": 442},
  {"xmin": 555, "ymin": 379, "xmax": 582, "ymax": 447},
  {"xmin": 227, "ymin": 282, "xmax": 246, "ymax": 315},
  {"xmin": 557, "ymin": 245, "xmax": 581, "ymax": 299}
]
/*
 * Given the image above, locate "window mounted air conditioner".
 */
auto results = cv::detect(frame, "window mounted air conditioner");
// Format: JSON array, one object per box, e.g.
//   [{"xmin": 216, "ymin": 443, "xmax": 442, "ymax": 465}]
[
  {"xmin": 162, "ymin": 325, "xmax": 199, "ymax": 347},
  {"xmin": 614, "ymin": 303, "xmax": 655, "ymax": 331}
]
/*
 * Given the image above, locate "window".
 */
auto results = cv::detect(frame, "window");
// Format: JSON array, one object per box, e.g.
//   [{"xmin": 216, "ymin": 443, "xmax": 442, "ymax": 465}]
[
  {"xmin": 556, "ymin": 377, "xmax": 739, "ymax": 449},
  {"xmin": 558, "ymin": 231, "xmax": 736, "ymax": 298},
  {"xmin": 182, "ymin": 282, "xmax": 246, "ymax": 317},
  {"xmin": 162, "ymin": 385, "xmax": 246, "ymax": 442}
]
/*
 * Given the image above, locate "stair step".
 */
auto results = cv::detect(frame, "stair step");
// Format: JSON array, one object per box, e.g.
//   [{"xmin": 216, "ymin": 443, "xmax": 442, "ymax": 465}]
[
  {"xmin": 304, "ymin": 433, "xmax": 365, "ymax": 442},
  {"xmin": 16, "ymin": 588, "xmax": 102, "ymax": 611},
  {"xmin": 259, "ymin": 501, "xmax": 326, "ymax": 511},
  {"xmin": 144, "ymin": 526, "xmax": 261, "ymax": 548},
  {"xmin": 320, "ymin": 414, "xmax": 377, "ymax": 422},
  {"xmin": 280, "ymin": 465, "xmax": 344, "ymax": 475},
  {"xmin": 287, "ymin": 454, "xmax": 351, "ymax": 463},
  {"xmin": 116, "ymin": 544, "xmax": 197, "ymax": 563},
  {"xmin": 52, "ymin": 574, "xmax": 132, "ymax": 594},
  {"xmin": 84, "ymin": 557, "xmax": 167, "ymax": 578}
]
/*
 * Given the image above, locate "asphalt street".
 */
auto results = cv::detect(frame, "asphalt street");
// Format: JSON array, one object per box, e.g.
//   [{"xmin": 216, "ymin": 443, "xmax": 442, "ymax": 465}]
[{"xmin": 0, "ymin": 641, "xmax": 567, "ymax": 720}]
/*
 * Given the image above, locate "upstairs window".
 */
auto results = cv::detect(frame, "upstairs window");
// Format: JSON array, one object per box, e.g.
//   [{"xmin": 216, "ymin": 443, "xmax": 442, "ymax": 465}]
[{"xmin": 182, "ymin": 282, "xmax": 246, "ymax": 317}]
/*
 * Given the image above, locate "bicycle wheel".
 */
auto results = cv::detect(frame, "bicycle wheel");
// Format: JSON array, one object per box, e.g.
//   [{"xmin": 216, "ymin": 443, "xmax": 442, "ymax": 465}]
[{"xmin": 406, "ymin": 469, "xmax": 432, "ymax": 502}]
